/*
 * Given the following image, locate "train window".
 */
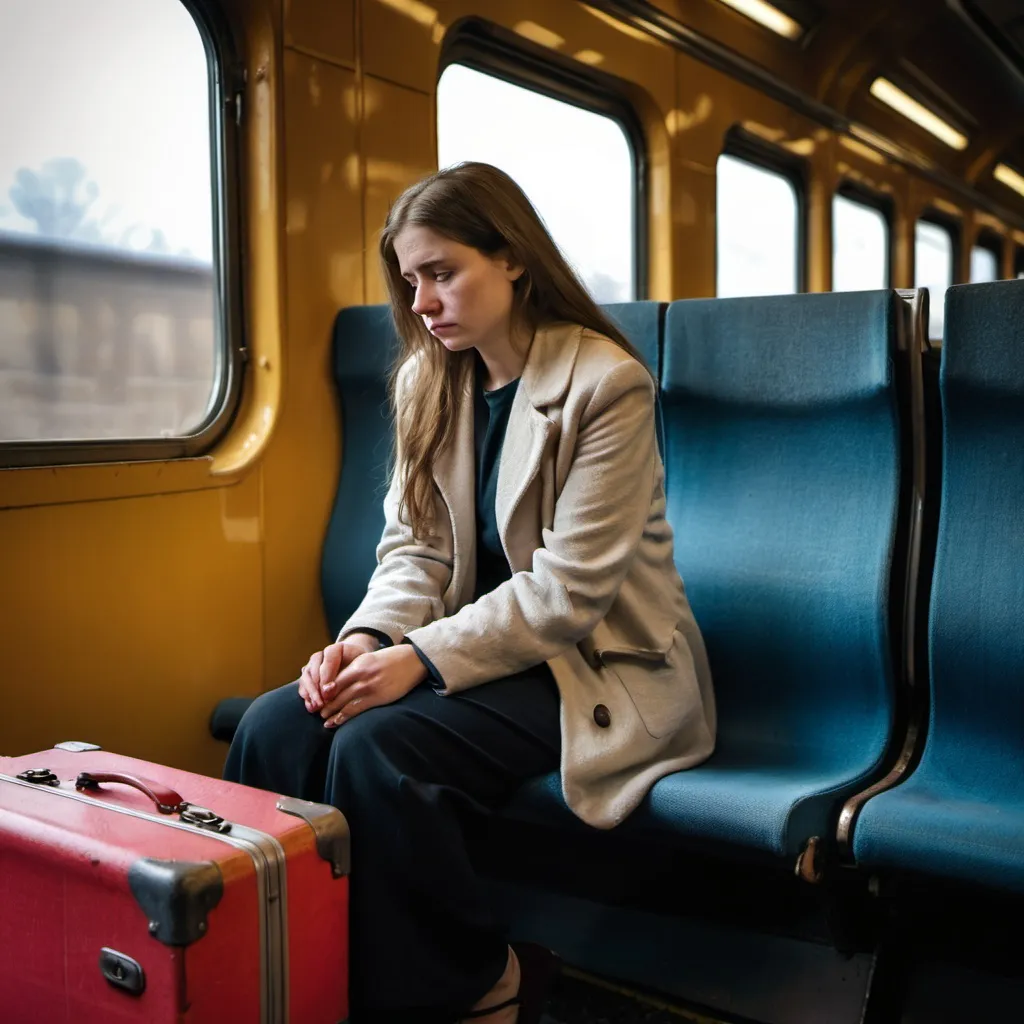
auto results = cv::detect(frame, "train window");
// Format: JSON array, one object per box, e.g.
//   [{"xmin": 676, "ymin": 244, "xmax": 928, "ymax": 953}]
[
  {"xmin": 0, "ymin": 0, "xmax": 233, "ymax": 461},
  {"xmin": 437, "ymin": 63, "xmax": 636, "ymax": 302},
  {"xmin": 833, "ymin": 192, "xmax": 889, "ymax": 291},
  {"xmin": 915, "ymin": 218, "xmax": 956, "ymax": 341},
  {"xmin": 969, "ymin": 241, "xmax": 1000, "ymax": 283},
  {"xmin": 716, "ymin": 153, "xmax": 800, "ymax": 298}
]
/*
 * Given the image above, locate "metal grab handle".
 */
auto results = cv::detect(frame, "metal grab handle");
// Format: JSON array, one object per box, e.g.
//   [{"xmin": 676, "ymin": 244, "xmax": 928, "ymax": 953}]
[{"xmin": 75, "ymin": 771, "xmax": 185, "ymax": 814}]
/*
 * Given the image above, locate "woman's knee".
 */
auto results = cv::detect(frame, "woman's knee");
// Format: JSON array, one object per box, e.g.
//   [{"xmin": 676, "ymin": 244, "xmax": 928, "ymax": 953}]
[
  {"xmin": 227, "ymin": 681, "xmax": 334, "ymax": 795},
  {"xmin": 328, "ymin": 700, "xmax": 409, "ymax": 761},
  {"xmin": 324, "ymin": 701, "xmax": 432, "ymax": 793},
  {"xmin": 231, "ymin": 682, "xmax": 335, "ymax": 770},
  {"xmin": 234, "ymin": 682, "xmax": 306, "ymax": 744}
]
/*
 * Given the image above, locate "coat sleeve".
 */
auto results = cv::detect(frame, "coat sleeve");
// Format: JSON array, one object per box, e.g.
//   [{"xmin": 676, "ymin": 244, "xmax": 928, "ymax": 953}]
[
  {"xmin": 406, "ymin": 358, "xmax": 657, "ymax": 692},
  {"xmin": 336, "ymin": 364, "xmax": 453, "ymax": 646}
]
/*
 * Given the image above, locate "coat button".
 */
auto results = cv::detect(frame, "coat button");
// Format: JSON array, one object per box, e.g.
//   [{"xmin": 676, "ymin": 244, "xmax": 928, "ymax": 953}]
[{"xmin": 593, "ymin": 704, "xmax": 611, "ymax": 728}]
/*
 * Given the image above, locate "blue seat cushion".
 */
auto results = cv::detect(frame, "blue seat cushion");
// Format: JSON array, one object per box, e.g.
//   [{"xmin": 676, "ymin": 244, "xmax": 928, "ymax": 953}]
[
  {"xmin": 853, "ymin": 775, "xmax": 1024, "ymax": 894},
  {"xmin": 508, "ymin": 737, "xmax": 898, "ymax": 856}
]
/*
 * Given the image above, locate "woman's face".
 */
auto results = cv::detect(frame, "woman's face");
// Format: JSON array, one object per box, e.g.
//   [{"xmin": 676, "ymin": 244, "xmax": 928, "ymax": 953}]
[{"xmin": 393, "ymin": 224, "xmax": 522, "ymax": 354}]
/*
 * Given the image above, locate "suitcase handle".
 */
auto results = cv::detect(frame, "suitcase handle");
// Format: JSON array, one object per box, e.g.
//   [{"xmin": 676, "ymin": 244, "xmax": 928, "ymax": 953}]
[{"xmin": 75, "ymin": 771, "xmax": 185, "ymax": 814}]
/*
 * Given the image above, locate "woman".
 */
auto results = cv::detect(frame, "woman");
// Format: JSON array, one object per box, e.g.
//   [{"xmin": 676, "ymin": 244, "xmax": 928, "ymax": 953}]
[{"xmin": 226, "ymin": 162, "xmax": 716, "ymax": 1023}]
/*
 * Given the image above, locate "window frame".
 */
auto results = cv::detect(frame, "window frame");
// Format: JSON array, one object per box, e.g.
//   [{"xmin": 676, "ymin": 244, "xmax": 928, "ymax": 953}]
[
  {"xmin": 832, "ymin": 181, "xmax": 894, "ymax": 290},
  {"xmin": 0, "ymin": 0, "xmax": 246, "ymax": 469},
  {"xmin": 970, "ymin": 229, "xmax": 1004, "ymax": 282},
  {"xmin": 716, "ymin": 128, "xmax": 808, "ymax": 296},
  {"xmin": 439, "ymin": 17, "xmax": 648, "ymax": 301}
]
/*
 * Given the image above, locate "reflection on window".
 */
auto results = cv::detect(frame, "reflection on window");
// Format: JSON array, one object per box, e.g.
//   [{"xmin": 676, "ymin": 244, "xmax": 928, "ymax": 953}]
[
  {"xmin": 717, "ymin": 154, "xmax": 799, "ymax": 298},
  {"xmin": 437, "ymin": 64, "xmax": 635, "ymax": 303},
  {"xmin": 0, "ymin": 0, "xmax": 218, "ymax": 446},
  {"xmin": 970, "ymin": 245, "xmax": 999, "ymax": 283},
  {"xmin": 833, "ymin": 193, "xmax": 888, "ymax": 291},
  {"xmin": 915, "ymin": 220, "xmax": 954, "ymax": 341}
]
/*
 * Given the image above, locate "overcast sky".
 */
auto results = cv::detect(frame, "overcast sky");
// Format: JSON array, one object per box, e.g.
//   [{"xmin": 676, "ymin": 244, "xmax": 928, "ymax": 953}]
[{"xmin": 0, "ymin": 0, "xmax": 213, "ymax": 259}]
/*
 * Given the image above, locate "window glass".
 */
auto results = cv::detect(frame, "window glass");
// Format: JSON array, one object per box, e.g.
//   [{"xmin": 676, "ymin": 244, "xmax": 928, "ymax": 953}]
[
  {"xmin": 0, "ymin": 0, "xmax": 218, "ymax": 445},
  {"xmin": 833, "ymin": 193, "xmax": 888, "ymax": 291},
  {"xmin": 915, "ymin": 220, "xmax": 954, "ymax": 341},
  {"xmin": 717, "ymin": 153, "xmax": 799, "ymax": 298},
  {"xmin": 970, "ymin": 244, "xmax": 999, "ymax": 283},
  {"xmin": 437, "ymin": 64, "xmax": 635, "ymax": 303}
]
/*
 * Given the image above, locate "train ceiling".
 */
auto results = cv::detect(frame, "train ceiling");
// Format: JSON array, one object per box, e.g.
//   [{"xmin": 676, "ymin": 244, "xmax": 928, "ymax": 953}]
[{"xmin": 625, "ymin": 0, "xmax": 1024, "ymax": 215}]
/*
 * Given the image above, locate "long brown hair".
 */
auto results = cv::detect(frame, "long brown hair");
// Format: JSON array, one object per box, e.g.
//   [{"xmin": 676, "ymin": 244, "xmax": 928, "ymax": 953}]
[{"xmin": 380, "ymin": 161, "xmax": 645, "ymax": 539}]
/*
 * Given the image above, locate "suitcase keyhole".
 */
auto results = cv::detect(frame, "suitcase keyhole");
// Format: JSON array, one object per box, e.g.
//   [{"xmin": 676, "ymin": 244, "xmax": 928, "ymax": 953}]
[{"xmin": 98, "ymin": 948, "xmax": 146, "ymax": 997}]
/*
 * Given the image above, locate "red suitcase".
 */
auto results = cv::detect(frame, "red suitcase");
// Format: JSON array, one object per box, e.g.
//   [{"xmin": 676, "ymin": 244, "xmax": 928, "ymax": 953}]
[{"xmin": 0, "ymin": 742, "xmax": 349, "ymax": 1024}]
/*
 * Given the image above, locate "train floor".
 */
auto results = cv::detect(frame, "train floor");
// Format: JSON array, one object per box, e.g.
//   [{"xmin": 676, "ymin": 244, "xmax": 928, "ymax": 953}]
[{"xmin": 542, "ymin": 970, "xmax": 726, "ymax": 1024}]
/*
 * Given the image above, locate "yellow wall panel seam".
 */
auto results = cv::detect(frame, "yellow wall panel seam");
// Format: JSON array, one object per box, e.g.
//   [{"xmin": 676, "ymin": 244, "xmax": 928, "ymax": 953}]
[
  {"xmin": 363, "ymin": 69, "xmax": 432, "ymax": 99},
  {"xmin": 284, "ymin": 41, "xmax": 358, "ymax": 73}
]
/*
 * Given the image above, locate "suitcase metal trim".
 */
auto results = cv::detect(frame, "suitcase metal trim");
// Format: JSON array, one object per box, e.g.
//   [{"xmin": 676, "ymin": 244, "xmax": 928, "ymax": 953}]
[{"xmin": 0, "ymin": 770, "xmax": 290, "ymax": 1024}]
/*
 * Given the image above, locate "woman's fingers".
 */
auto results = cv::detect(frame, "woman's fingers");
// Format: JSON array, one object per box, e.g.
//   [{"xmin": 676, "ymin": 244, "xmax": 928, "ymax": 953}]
[
  {"xmin": 320, "ymin": 668, "xmax": 373, "ymax": 720},
  {"xmin": 324, "ymin": 694, "xmax": 373, "ymax": 729},
  {"xmin": 319, "ymin": 644, "xmax": 344, "ymax": 689},
  {"xmin": 298, "ymin": 666, "xmax": 319, "ymax": 712},
  {"xmin": 323, "ymin": 683, "xmax": 378, "ymax": 728},
  {"xmin": 298, "ymin": 650, "xmax": 326, "ymax": 712},
  {"xmin": 320, "ymin": 647, "xmax": 426, "ymax": 728}
]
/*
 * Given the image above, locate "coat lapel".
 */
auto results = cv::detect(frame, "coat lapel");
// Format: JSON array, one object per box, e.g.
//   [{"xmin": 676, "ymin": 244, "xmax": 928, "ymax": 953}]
[{"xmin": 496, "ymin": 322, "xmax": 582, "ymax": 570}]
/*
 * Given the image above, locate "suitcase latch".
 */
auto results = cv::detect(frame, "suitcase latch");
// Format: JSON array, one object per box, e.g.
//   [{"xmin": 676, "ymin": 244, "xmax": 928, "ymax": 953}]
[
  {"xmin": 98, "ymin": 947, "xmax": 146, "ymax": 996},
  {"xmin": 16, "ymin": 768, "xmax": 60, "ymax": 787},
  {"xmin": 179, "ymin": 804, "xmax": 232, "ymax": 834}
]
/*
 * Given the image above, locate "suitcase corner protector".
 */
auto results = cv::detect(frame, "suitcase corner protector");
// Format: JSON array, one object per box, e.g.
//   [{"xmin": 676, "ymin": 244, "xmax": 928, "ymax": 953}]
[
  {"xmin": 276, "ymin": 796, "xmax": 350, "ymax": 878},
  {"xmin": 127, "ymin": 857, "xmax": 224, "ymax": 946}
]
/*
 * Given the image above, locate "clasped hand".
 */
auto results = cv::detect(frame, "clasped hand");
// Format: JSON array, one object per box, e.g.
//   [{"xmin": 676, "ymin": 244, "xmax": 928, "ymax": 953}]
[{"xmin": 297, "ymin": 636, "xmax": 427, "ymax": 728}]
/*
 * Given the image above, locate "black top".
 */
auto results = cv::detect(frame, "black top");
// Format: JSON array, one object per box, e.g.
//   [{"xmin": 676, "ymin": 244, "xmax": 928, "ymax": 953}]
[{"xmin": 472, "ymin": 371, "xmax": 519, "ymax": 600}]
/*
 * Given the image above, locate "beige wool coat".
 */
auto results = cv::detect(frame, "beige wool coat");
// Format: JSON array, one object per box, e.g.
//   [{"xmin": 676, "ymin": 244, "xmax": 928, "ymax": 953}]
[{"xmin": 339, "ymin": 321, "xmax": 716, "ymax": 828}]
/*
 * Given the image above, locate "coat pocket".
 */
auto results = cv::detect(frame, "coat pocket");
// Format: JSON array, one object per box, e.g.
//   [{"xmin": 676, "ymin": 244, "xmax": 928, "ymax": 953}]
[{"xmin": 595, "ymin": 630, "xmax": 702, "ymax": 740}]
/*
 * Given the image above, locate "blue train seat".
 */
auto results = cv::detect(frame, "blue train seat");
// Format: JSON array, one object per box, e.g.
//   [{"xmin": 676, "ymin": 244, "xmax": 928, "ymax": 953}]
[
  {"xmin": 852, "ymin": 279, "xmax": 1024, "ymax": 893},
  {"xmin": 512, "ymin": 291, "xmax": 909, "ymax": 861}
]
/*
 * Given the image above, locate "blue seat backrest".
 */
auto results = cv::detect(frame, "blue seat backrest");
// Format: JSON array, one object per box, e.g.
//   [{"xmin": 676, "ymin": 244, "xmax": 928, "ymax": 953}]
[
  {"xmin": 928, "ymin": 280, "xmax": 1024, "ymax": 778},
  {"xmin": 603, "ymin": 301, "xmax": 663, "ymax": 377},
  {"xmin": 604, "ymin": 301, "xmax": 666, "ymax": 456},
  {"xmin": 321, "ymin": 302, "xmax": 666, "ymax": 637},
  {"xmin": 662, "ymin": 292, "xmax": 900, "ymax": 755},
  {"xmin": 321, "ymin": 306, "xmax": 399, "ymax": 636}
]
